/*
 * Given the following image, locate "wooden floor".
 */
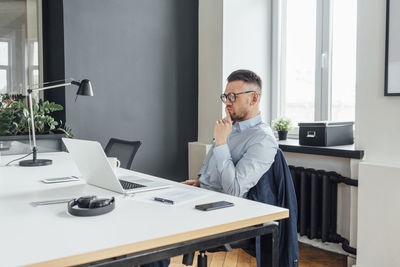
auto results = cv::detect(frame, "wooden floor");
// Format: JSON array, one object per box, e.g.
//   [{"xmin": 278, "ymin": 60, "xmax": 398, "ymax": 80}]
[{"xmin": 169, "ymin": 243, "xmax": 347, "ymax": 267}]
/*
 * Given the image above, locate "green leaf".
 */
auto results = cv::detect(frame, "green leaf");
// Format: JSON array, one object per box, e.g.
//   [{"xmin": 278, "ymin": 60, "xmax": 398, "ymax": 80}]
[
  {"xmin": 272, "ymin": 118, "xmax": 292, "ymax": 131},
  {"xmin": 1, "ymin": 94, "xmax": 73, "ymax": 136}
]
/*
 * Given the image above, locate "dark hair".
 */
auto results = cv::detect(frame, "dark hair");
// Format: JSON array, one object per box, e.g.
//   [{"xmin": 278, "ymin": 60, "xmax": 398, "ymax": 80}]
[{"xmin": 227, "ymin": 69, "xmax": 262, "ymax": 92}]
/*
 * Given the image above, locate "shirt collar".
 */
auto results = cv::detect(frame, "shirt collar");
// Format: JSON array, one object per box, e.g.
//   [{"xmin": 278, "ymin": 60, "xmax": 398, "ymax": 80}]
[{"xmin": 233, "ymin": 113, "xmax": 262, "ymax": 132}]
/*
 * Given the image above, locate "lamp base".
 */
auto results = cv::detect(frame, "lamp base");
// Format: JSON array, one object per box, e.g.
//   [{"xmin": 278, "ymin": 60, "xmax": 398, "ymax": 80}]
[{"xmin": 19, "ymin": 159, "xmax": 53, "ymax": 167}]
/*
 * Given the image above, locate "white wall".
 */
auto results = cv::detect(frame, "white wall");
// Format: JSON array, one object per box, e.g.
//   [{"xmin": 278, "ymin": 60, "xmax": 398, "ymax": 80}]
[
  {"xmin": 356, "ymin": 0, "xmax": 400, "ymax": 266},
  {"xmin": 357, "ymin": 163, "xmax": 400, "ymax": 267},
  {"xmin": 223, "ymin": 0, "xmax": 271, "ymax": 122},
  {"xmin": 198, "ymin": 0, "xmax": 224, "ymax": 144},
  {"xmin": 356, "ymin": 0, "xmax": 400, "ymax": 165}
]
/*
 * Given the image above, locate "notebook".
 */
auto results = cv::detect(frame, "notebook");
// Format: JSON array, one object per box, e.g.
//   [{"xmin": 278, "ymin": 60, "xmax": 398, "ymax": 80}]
[{"xmin": 62, "ymin": 138, "xmax": 170, "ymax": 194}]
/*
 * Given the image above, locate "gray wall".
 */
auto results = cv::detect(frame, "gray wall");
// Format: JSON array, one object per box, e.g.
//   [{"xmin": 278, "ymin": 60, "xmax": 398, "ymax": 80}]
[{"xmin": 63, "ymin": 0, "xmax": 198, "ymax": 181}]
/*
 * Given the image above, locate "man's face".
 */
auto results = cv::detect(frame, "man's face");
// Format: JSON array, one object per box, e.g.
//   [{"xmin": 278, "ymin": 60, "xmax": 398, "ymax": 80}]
[{"xmin": 224, "ymin": 80, "xmax": 255, "ymax": 122}]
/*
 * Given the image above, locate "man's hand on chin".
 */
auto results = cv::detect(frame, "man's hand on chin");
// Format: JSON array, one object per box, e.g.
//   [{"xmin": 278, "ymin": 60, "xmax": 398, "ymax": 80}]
[{"xmin": 214, "ymin": 108, "xmax": 233, "ymax": 147}]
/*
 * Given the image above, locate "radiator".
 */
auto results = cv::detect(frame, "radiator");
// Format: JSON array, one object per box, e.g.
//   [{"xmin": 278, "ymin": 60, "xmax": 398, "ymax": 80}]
[{"xmin": 289, "ymin": 166, "xmax": 358, "ymax": 255}]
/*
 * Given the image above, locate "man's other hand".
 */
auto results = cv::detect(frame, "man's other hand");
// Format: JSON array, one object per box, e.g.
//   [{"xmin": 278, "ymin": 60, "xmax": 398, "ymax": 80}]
[
  {"xmin": 213, "ymin": 107, "xmax": 233, "ymax": 146},
  {"xmin": 182, "ymin": 179, "xmax": 200, "ymax": 187}
]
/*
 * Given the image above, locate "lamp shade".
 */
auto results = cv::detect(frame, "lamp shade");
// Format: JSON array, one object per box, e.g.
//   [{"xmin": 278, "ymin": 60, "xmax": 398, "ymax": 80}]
[{"xmin": 76, "ymin": 79, "xmax": 93, "ymax": 96}]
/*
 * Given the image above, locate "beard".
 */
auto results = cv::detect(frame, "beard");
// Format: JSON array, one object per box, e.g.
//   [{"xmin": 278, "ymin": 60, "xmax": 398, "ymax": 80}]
[{"xmin": 229, "ymin": 110, "xmax": 248, "ymax": 122}]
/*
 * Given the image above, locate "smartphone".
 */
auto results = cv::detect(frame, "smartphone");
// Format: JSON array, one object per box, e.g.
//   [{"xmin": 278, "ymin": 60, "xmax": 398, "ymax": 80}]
[
  {"xmin": 41, "ymin": 176, "xmax": 80, "ymax": 184},
  {"xmin": 195, "ymin": 201, "xmax": 234, "ymax": 211}
]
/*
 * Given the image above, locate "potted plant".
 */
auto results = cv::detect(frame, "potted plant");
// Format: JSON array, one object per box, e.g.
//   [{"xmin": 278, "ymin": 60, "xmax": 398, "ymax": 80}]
[
  {"xmin": 272, "ymin": 117, "xmax": 292, "ymax": 141},
  {"xmin": 0, "ymin": 94, "xmax": 73, "ymax": 154}
]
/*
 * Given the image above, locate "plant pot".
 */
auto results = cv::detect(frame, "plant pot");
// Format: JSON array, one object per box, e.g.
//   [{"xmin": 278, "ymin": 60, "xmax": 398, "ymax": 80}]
[
  {"xmin": 278, "ymin": 131, "xmax": 288, "ymax": 141},
  {"xmin": 0, "ymin": 133, "xmax": 66, "ymax": 155}
]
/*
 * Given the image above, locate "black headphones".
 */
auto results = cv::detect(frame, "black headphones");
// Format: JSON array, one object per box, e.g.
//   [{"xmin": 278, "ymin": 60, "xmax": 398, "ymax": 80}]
[{"xmin": 68, "ymin": 196, "xmax": 115, "ymax": 217}]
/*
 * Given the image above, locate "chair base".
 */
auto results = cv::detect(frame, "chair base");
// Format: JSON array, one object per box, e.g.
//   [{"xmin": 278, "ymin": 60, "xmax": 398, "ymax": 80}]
[{"xmin": 198, "ymin": 251, "xmax": 207, "ymax": 267}]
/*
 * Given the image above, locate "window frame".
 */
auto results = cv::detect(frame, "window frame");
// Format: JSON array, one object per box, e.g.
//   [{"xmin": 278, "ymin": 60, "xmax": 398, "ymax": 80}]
[{"xmin": 315, "ymin": 0, "xmax": 333, "ymax": 122}]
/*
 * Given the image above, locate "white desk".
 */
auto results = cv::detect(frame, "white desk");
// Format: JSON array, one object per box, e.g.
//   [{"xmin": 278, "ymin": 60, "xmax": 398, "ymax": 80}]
[{"xmin": 0, "ymin": 152, "xmax": 288, "ymax": 267}]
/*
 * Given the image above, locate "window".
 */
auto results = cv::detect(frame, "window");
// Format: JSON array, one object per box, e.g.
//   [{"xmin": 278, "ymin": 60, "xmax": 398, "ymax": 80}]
[
  {"xmin": 279, "ymin": 0, "xmax": 317, "ymax": 124},
  {"xmin": 29, "ymin": 41, "xmax": 40, "ymax": 86},
  {"xmin": 0, "ymin": 40, "xmax": 10, "ymax": 94},
  {"xmin": 0, "ymin": 0, "xmax": 41, "ymax": 95},
  {"xmin": 330, "ymin": 0, "xmax": 357, "ymax": 121},
  {"xmin": 273, "ymin": 0, "xmax": 357, "ymax": 128}
]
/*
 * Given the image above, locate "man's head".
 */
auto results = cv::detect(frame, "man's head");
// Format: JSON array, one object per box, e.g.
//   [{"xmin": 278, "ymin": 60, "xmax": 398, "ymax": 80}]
[{"xmin": 222, "ymin": 69, "xmax": 262, "ymax": 122}]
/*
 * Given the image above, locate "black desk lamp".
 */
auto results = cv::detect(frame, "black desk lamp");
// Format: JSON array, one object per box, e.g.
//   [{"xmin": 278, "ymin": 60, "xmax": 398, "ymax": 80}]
[{"xmin": 19, "ymin": 79, "xmax": 93, "ymax": 167}]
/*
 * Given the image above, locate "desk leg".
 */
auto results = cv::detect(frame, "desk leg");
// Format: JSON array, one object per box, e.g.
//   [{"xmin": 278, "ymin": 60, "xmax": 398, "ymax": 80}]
[{"xmin": 260, "ymin": 224, "xmax": 279, "ymax": 267}]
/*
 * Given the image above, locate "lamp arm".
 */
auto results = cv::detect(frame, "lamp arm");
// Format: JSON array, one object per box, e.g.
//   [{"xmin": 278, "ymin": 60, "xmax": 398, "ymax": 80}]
[
  {"xmin": 71, "ymin": 80, "xmax": 80, "ymax": 86},
  {"xmin": 27, "ymin": 82, "xmax": 73, "ymax": 93},
  {"xmin": 26, "ymin": 81, "xmax": 73, "ymax": 161},
  {"xmin": 25, "ymin": 78, "xmax": 75, "ymax": 90},
  {"xmin": 27, "ymin": 91, "xmax": 37, "ymax": 161}
]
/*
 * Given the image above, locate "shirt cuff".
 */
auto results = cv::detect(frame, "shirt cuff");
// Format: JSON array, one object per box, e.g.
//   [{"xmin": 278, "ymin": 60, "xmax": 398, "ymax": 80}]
[{"xmin": 213, "ymin": 144, "xmax": 231, "ymax": 172}]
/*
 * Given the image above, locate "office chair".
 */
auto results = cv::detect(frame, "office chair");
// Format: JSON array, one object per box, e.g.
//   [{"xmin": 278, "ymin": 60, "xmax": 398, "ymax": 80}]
[
  {"xmin": 104, "ymin": 138, "xmax": 142, "ymax": 170},
  {"xmin": 246, "ymin": 148, "xmax": 298, "ymax": 267},
  {"xmin": 182, "ymin": 149, "xmax": 298, "ymax": 267}
]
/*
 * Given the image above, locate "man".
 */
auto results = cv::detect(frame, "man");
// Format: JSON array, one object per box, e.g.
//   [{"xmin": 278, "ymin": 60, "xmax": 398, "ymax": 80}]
[
  {"xmin": 182, "ymin": 70, "xmax": 298, "ymax": 267},
  {"xmin": 183, "ymin": 69, "xmax": 278, "ymax": 197}
]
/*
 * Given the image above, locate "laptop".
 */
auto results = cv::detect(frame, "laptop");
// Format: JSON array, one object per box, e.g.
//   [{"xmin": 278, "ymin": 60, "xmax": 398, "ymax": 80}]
[{"xmin": 62, "ymin": 138, "xmax": 170, "ymax": 194}]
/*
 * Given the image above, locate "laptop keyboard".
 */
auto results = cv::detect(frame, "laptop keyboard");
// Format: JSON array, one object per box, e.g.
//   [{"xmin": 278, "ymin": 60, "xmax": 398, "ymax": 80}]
[{"xmin": 119, "ymin": 179, "xmax": 146, "ymax": 190}]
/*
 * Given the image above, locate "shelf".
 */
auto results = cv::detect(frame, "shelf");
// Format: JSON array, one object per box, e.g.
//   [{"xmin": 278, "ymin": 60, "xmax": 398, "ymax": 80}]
[{"xmin": 278, "ymin": 139, "xmax": 364, "ymax": 159}]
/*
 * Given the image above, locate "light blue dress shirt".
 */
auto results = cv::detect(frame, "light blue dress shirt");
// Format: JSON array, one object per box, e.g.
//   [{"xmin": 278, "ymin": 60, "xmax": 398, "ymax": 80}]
[{"xmin": 199, "ymin": 114, "xmax": 278, "ymax": 198}]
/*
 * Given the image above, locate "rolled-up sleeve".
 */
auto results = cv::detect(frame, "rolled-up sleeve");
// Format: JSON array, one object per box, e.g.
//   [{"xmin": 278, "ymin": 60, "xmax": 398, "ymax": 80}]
[{"xmin": 213, "ymin": 134, "xmax": 277, "ymax": 197}]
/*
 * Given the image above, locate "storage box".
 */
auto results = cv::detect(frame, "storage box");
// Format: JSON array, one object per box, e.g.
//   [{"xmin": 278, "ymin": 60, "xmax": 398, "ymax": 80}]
[{"xmin": 298, "ymin": 121, "xmax": 354, "ymax": 146}]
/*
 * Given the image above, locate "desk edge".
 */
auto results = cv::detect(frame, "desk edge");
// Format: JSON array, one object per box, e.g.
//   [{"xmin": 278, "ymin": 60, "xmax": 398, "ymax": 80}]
[{"xmin": 26, "ymin": 210, "xmax": 289, "ymax": 267}]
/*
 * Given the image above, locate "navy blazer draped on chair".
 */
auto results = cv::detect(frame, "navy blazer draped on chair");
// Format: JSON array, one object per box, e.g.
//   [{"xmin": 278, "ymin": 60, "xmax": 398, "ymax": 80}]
[{"xmin": 247, "ymin": 149, "xmax": 299, "ymax": 267}]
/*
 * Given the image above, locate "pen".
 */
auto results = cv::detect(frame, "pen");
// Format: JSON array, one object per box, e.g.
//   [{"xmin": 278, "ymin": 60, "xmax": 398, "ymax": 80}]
[{"xmin": 154, "ymin": 197, "xmax": 174, "ymax": 205}]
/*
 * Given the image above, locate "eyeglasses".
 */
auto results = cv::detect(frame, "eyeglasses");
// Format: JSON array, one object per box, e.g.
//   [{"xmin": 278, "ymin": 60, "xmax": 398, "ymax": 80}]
[{"xmin": 220, "ymin": 91, "xmax": 257, "ymax": 103}]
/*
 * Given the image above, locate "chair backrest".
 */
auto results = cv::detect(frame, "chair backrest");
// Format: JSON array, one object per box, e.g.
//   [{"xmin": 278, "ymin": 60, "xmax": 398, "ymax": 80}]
[
  {"xmin": 247, "ymin": 148, "xmax": 299, "ymax": 267},
  {"xmin": 104, "ymin": 138, "xmax": 142, "ymax": 170}
]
